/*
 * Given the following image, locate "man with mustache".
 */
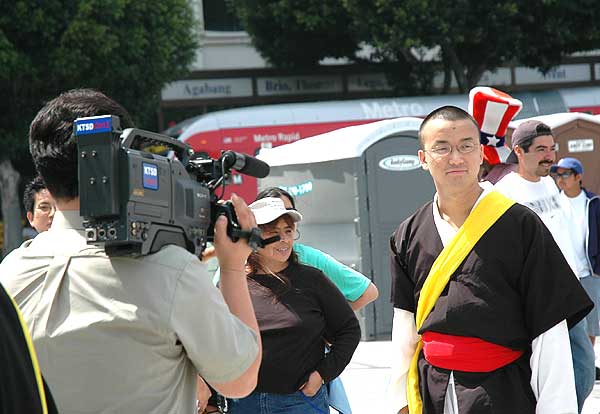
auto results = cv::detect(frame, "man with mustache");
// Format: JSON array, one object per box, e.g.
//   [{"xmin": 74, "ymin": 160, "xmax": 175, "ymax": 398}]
[{"xmin": 494, "ymin": 120, "xmax": 595, "ymax": 412}]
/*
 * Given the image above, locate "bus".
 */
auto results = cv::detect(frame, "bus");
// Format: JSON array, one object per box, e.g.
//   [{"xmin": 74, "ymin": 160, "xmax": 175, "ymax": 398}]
[{"xmin": 177, "ymin": 86, "xmax": 600, "ymax": 201}]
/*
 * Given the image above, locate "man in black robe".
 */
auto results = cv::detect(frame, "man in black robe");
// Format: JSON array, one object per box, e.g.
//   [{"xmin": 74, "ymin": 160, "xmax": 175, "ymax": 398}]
[{"xmin": 387, "ymin": 106, "xmax": 591, "ymax": 414}]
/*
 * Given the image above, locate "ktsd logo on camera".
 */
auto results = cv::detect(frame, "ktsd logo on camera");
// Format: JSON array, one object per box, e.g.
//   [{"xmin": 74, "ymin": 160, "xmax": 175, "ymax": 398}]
[
  {"xmin": 74, "ymin": 116, "xmax": 113, "ymax": 135},
  {"xmin": 143, "ymin": 163, "xmax": 159, "ymax": 190}
]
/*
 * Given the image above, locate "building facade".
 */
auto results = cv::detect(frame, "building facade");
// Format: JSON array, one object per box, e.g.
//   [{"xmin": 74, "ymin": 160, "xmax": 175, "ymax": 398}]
[{"xmin": 159, "ymin": 1, "xmax": 600, "ymax": 130}]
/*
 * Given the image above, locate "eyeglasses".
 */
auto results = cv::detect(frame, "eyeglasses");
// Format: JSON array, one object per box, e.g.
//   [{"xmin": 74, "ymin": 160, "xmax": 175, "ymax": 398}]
[
  {"xmin": 35, "ymin": 203, "xmax": 56, "ymax": 214},
  {"xmin": 552, "ymin": 171, "xmax": 574, "ymax": 179},
  {"xmin": 423, "ymin": 141, "xmax": 477, "ymax": 158}
]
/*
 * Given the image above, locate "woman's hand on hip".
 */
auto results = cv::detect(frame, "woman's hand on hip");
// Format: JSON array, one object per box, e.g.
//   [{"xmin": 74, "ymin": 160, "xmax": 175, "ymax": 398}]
[{"xmin": 299, "ymin": 371, "xmax": 323, "ymax": 397}]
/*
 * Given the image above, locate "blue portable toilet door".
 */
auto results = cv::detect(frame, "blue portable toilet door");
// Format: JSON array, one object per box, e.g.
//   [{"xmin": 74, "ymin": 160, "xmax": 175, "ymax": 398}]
[{"xmin": 362, "ymin": 134, "xmax": 436, "ymax": 339}]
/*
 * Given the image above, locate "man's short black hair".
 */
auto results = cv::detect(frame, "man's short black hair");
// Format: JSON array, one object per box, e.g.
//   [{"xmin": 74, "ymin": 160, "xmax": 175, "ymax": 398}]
[
  {"xmin": 23, "ymin": 176, "xmax": 47, "ymax": 214},
  {"xmin": 29, "ymin": 89, "xmax": 134, "ymax": 200},
  {"xmin": 419, "ymin": 106, "xmax": 480, "ymax": 146}
]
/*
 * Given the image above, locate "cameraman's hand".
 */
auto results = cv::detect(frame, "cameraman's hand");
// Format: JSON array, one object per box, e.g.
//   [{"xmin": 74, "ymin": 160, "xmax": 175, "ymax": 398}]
[{"xmin": 213, "ymin": 194, "xmax": 256, "ymax": 271}]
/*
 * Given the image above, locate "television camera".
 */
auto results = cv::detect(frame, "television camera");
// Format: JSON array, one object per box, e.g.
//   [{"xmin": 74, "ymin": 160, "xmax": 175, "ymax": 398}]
[{"xmin": 75, "ymin": 115, "xmax": 276, "ymax": 256}]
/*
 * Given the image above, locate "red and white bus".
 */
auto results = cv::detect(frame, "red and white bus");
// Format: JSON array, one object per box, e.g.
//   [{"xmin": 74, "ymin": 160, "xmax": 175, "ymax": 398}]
[{"xmin": 178, "ymin": 86, "xmax": 600, "ymax": 201}]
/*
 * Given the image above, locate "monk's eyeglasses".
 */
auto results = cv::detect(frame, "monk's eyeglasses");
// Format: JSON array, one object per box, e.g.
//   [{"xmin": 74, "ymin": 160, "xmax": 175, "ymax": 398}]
[{"xmin": 423, "ymin": 141, "xmax": 477, "ymax": 158}]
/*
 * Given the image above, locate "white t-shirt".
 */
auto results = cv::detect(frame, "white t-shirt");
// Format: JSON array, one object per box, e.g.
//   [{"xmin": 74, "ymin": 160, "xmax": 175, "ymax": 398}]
[
  {"xmin": 562, "ymin": 190, "xmax": 591, "ymax": 278},
  {"xmin": 494, "ymin": 172, "xmax": 579, "ymax": 276}
]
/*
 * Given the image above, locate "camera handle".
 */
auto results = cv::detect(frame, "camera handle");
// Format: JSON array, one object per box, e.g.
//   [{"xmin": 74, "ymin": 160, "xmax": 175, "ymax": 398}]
[
  {"xmin": 230, "ymin": 228, "xmax": 280, "ymax": 251},
  {"xmin": 120, "ymin": 128, "xmax": 194, "ymax": 164},
  {"xmin": 215, "ymin": 202, "xmax": 280, "ymax": 250}
]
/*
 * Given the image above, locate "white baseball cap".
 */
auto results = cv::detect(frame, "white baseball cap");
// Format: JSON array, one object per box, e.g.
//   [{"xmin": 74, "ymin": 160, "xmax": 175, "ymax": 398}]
[{"xmin": 249, "ymin": 197, "xmax": 303, "ymax": 225}]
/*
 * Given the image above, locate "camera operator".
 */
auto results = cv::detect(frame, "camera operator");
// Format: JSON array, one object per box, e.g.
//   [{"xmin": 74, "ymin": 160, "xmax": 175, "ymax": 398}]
[{"xmin": 0, "ymin": 89, "xmax": 261, "ymax": 413}]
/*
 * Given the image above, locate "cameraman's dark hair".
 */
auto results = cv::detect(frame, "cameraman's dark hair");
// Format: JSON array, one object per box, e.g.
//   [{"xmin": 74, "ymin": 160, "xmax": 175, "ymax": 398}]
[
  {"xmin": 255, "ymin": 187, "xmax": 296, "ymax": 209},
  {"xmin": 29, "ymin": 89, "xmax": 134, "ymax": 200},
  {"xmin": 418, "ymin": 106, "xmax": 479, "ymax": 147},
  {"xmin": 23, "ymin": 176, "xmax": 47, "ymax": 214}
]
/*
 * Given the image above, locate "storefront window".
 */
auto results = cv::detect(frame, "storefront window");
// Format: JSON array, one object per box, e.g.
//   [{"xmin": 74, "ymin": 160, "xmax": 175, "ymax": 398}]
[{"xmin": 203, "ymin": 0, "xmax": 243, "ymax": 31}]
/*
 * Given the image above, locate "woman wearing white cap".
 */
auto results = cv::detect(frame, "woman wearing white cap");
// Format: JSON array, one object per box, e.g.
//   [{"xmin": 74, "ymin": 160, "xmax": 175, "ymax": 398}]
[
  {"xmin": 227, "ymin": 197, "xmax": 361, "ymax": 414},
  {"xmin": 204, "ymin": 187, "xmax": 375, "ymax": 413}
]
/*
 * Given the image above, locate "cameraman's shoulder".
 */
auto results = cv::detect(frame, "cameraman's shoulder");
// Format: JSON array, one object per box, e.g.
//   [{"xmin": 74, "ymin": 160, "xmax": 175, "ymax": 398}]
[
  {"xmin": 138, "ymin": 244, "xmax": 206, "ymax": 275},
  {"xmin": 0, "ymin": 237, "xmax": 56, "ymax": 287},
  {"xmin": 0, "ymin": 236, "xmax": 48, "ymax": 267},
  {"xmin": 0, "ymin": 245, "xmax": 26, "ymax": 270}
]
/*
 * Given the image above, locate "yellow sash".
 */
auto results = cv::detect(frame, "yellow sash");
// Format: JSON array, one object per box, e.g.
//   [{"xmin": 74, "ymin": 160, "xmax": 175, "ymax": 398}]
[
  {"xmin": 3, "ymin": 286, "xmax": 49, "ymax": 414},
  {"xmin": 407, "ymin": 191, "xmax": 514, "ymax": 414}
]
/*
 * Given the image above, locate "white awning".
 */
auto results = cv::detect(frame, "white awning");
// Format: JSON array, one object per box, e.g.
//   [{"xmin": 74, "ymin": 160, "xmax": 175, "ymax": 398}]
[
  {"xmin": 257, "ymin": 117, "xmax": 423, "ymax": 166},
  {"xmin": 509, "ymin": 112, "xmax": 600, "ymax": 129}
]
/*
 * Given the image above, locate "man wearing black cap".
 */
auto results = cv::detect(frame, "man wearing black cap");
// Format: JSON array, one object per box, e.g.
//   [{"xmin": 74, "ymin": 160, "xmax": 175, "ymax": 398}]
[{"xmin": 495, "ymin": 121, "xmax": 595, "ymax": 412}]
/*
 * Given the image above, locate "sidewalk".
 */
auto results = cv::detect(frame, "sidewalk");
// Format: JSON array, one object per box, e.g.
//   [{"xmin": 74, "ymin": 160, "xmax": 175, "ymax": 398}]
[
  {"xmin": 337, "ymin": 341, "xmax": 392, "ymax": 413},
  {"xmin": 338, "ymin": 340, "xmax": 600, "ymax": 414}
]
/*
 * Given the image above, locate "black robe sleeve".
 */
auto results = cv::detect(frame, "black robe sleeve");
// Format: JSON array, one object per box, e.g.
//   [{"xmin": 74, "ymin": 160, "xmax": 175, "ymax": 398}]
[
  {"xmin": 516, "ymin": 205, "xmax": 593, "ymax": 337},
  {"xmin": 390, "ymin": 228, "xmax": 416, "ymax": 312}
]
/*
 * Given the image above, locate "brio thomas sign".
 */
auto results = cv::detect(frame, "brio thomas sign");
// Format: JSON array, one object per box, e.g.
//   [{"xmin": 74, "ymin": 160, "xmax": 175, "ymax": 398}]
[{"xmin": 378, "ymin": 155, "xmax": 421, "ymax": 171}]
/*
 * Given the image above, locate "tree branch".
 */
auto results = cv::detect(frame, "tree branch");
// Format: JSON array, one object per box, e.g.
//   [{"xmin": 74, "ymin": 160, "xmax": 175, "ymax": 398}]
[
  {"xmin": 440, "ymin": 39, "xmax": 468, "ymax": 93},
  {"xmin": 0, "ymin": 159, "xmax": 22, "ymax": 258}
]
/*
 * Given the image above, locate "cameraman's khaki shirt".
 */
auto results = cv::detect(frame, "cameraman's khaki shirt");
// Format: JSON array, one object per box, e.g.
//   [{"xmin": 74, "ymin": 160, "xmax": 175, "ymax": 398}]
[{"xmin": 0, "ymin": 210, "xmax": 258, "ymax": 414}]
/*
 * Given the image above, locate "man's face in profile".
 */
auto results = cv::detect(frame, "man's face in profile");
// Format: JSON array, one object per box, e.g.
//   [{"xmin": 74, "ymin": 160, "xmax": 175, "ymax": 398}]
[{"xmin": 27, "ymin": 189, "xmax": 56, "ymax": 232}]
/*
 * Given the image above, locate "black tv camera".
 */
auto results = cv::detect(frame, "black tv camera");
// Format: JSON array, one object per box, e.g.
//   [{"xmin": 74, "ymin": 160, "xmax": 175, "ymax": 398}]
[{"xmin": 75, "ymin": 115, "xmax": 274, "ymax": 256}]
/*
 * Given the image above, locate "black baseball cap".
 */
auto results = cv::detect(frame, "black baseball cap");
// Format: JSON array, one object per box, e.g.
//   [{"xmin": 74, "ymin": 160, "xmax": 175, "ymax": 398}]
[{"xmin": 506, "ymin": 120, "xmax": 553, "ymax": 164}]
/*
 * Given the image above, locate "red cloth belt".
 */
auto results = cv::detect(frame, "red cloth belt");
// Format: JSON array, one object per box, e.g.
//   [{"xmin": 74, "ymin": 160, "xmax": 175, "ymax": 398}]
[{"xmin": 421, "ymin": 331, "xmax": 524, "ymax": 372}]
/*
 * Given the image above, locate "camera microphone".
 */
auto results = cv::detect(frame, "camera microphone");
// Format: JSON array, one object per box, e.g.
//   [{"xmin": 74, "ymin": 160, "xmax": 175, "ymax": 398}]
[{"xmin": 220, "ymin": 151, "xmax": 270, "ymax": 178}]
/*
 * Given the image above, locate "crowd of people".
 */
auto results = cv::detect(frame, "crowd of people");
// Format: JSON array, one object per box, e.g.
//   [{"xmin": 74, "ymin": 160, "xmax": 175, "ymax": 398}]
[{"xmin": 0, "ymin": 85, "xmax": 598, "ymax": 414}]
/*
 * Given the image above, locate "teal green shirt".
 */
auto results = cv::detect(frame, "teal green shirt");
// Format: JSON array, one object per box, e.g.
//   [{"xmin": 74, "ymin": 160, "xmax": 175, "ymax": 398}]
[
  {"xmin": 212, "ymin": 243, "xmax": 370, "ymax": 302},
  {"xmin": 293, "ymin": 243, "xmax": 370, "ymax": 301}
]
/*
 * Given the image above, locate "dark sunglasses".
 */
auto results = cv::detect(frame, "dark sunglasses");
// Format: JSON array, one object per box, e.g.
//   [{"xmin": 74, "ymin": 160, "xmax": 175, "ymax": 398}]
[{"xmin": 552, "ymin": 171, "xmax": 574, "ymax": 179}]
